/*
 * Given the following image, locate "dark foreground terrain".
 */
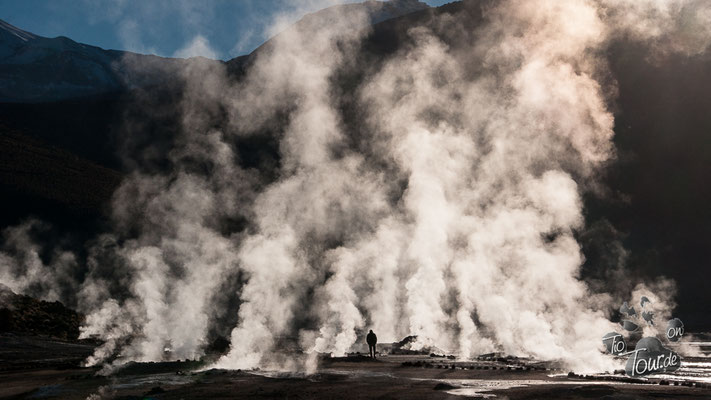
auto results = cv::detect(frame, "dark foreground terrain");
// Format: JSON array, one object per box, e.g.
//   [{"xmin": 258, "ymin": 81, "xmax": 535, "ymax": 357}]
[{"xmin": 1, "ymin": 335, "xmax": 710, "ymax": 399}]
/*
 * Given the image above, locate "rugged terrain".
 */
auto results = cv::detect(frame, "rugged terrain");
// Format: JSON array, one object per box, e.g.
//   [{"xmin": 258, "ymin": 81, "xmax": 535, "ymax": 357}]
[{"xmin": 1, "ymin": 339, "xmax": 709, "ymax": 399}]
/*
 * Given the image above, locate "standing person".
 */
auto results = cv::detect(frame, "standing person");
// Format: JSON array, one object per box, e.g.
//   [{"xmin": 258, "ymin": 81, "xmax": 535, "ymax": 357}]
[{"xmin": 366, "ymin": 330, "xmax": 378, "ymax": 359}]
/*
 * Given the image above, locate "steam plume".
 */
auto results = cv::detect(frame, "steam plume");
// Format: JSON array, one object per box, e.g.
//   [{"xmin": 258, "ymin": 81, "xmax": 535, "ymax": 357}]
[{"xmin": 2, "ymin": 0, "xmax": 711, "ymax": 374}]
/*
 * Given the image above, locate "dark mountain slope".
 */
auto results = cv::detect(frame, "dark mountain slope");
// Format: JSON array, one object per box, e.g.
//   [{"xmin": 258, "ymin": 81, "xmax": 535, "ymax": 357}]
[
  {"xmin": 1, "ymin": 1, "xmax": 431, "ymax": 103},
  {"xmin": 0, "ymin": 124, "xmax": 122, "ymax": 228},
  {"xmin": 603, "ymin": 44, "xmax": 711, "ymax": 329},
  {"xmin": 0, "ymin": 283, "xmax": 83, "ymax": 340},
  {"xmin": 0, "ymin": 18, "xmax": 210, "ymax": 103},
  {"xmin": 0, "ymin": 92, "xmax": 126, "ymax": 168}
]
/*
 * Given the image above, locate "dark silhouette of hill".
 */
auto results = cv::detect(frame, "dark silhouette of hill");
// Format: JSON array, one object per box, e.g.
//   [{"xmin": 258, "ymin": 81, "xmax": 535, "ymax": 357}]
[
  {"xmin": 0, "ymin": 18, "xmax": 202, "ymax": 103},
  {"xmin": 0, "ymin": 1, "xmax": 430, "ymax": 103},
  {"xmin": 602, "ymin": 43, "xmax": 711, "ymax": 330},
  {"xmin": 0, "ymin": 93, "xmax": 126, "ymax": 168},
  {"xmin": 0, "ymin": 124, "xmax": 122, "ymax": 234},
  {"xmin": 0, "ymin": 283, "xmax": 83, "ymax": 340}
]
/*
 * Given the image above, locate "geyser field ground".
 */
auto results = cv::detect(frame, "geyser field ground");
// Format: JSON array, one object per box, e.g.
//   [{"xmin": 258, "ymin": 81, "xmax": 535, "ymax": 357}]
[{"xmin": 1, "ymin": 335, "xmax": 710, "ymax": 399}]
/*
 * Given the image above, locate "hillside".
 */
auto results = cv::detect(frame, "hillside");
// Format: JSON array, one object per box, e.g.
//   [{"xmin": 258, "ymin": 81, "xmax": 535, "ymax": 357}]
[{"xmin": 0, "ymin": 283, "xmax": 83, "ymax": 340}]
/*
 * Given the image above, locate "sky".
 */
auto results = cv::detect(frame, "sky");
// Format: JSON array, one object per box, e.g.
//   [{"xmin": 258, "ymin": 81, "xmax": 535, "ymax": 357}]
[{"xmin": 0, "ymin": 0, "xmax": 453, "ymax": 60}]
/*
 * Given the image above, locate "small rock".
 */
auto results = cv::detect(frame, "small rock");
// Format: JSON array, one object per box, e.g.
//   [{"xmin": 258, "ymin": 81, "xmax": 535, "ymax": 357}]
[
  {"xmin": 433, "ymin": 383, "xmax": 457, "ymax": 390},
  {"xmin": 146, "ymin": 386, "xmax": 165, "ymax": 395}
]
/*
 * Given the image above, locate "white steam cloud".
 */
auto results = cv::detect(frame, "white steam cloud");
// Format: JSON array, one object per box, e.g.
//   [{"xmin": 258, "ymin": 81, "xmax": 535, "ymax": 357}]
[
  {"xmin": 174, "ymin": 35, "xmax": 219, "ymax": 59},
  {"xmin": 2, "ymin": 0, "xmax": 711, "ymax": 374}
]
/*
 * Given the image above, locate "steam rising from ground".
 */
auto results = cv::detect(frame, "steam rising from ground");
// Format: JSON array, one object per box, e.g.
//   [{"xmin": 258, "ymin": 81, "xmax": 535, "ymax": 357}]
[{"xmin": 2, "ymin": 0, "xmax": 710, "ymax": 374}]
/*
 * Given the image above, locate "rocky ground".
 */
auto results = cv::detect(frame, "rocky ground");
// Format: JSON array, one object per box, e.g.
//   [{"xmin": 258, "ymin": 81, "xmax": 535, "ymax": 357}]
[
  {"xmin": 1, "ymin": 336, "xmax": 710, "ymax": 399},
  {"xmin": 0, "ymin": 284, "xmax": 85, "ymax": 341},
  {"xmin": 1, "ymin": 286, "xmax": 709, "ymax": 398}
]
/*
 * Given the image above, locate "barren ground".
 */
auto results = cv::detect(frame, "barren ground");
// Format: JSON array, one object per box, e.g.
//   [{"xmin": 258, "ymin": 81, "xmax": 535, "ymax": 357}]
[{"xmin": 1, "ymin": 335, "xmax": 709, "ymax": 399}]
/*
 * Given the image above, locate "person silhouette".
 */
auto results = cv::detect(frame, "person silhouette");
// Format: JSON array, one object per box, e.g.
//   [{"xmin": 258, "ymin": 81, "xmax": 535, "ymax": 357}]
[{"xmin": 366, "ymin": 329, "xmax": 377, "ymax": 359}]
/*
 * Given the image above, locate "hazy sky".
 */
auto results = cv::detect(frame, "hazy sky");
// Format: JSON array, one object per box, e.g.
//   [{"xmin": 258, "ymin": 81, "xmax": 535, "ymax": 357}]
[{"xmin": 0, "ymin": 0, "xmax": 453, "ymax": 60}]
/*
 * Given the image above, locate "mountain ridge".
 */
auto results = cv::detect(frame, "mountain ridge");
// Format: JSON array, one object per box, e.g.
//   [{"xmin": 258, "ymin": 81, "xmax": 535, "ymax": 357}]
[{"xmin": 0, "ymin": 1, "xmax": 432, "ymax": 102}]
